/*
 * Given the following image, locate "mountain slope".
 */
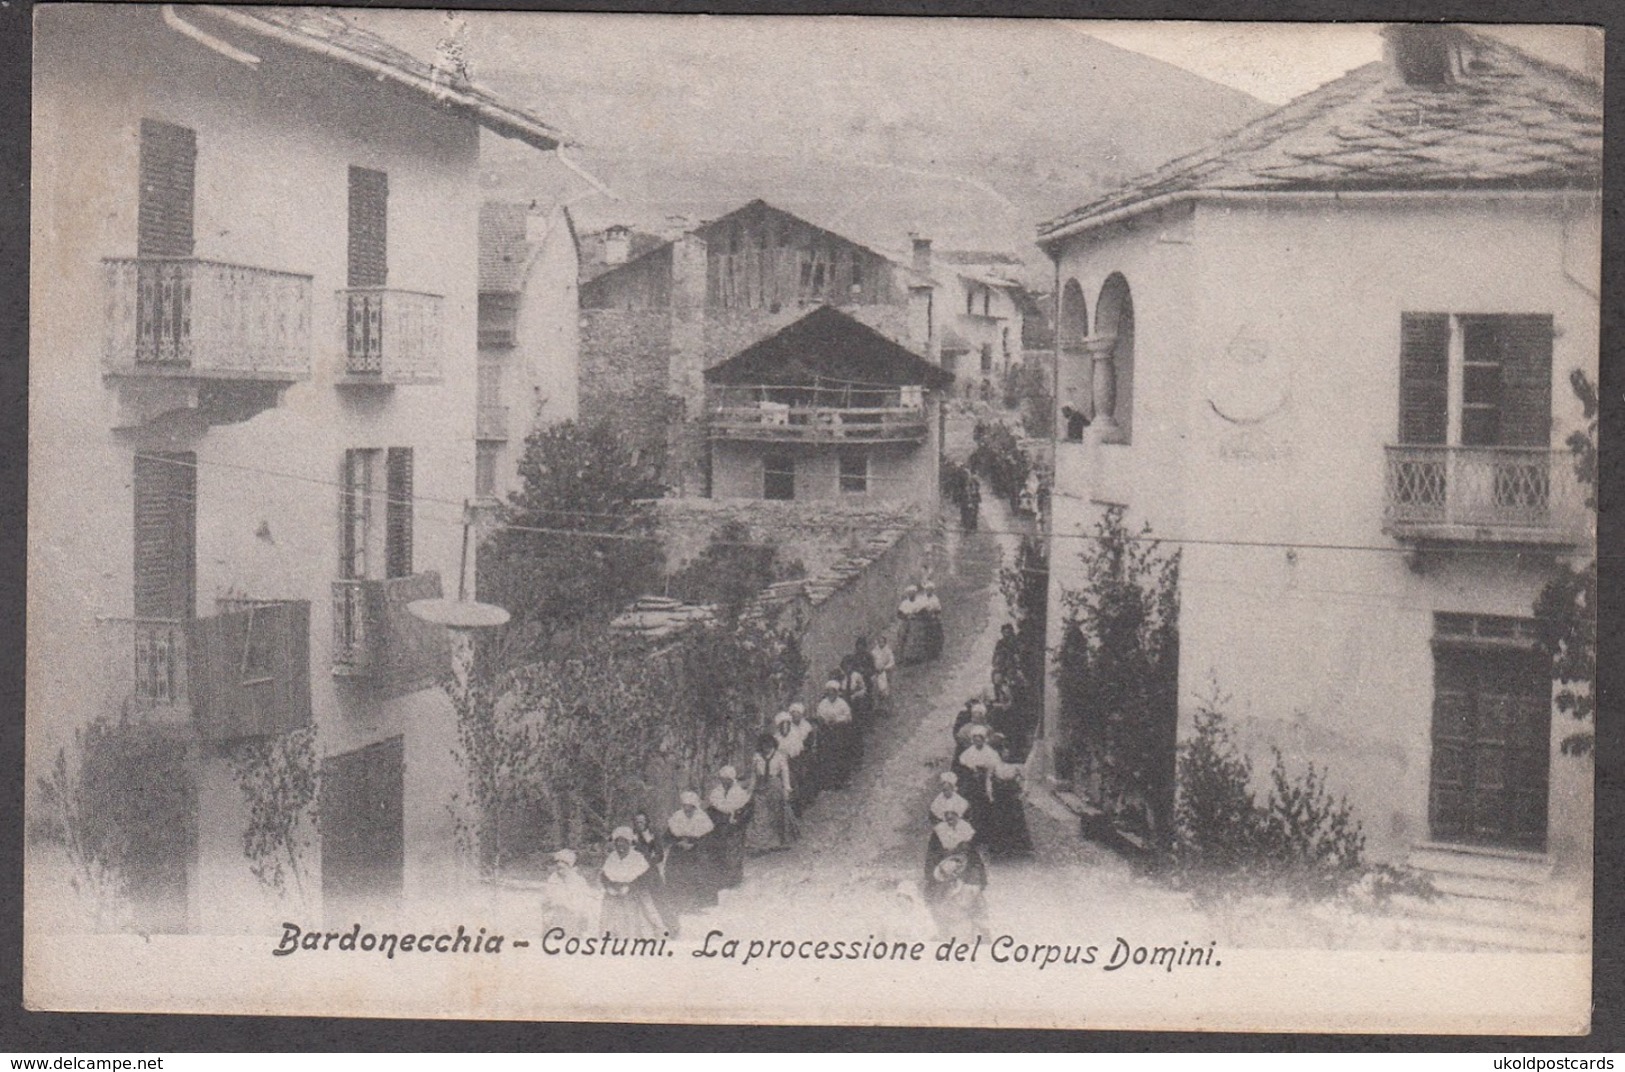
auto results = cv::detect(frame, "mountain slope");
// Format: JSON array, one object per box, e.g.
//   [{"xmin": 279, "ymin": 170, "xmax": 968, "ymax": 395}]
[{"xmin": 354, "ymin": 12, "xmax": 1272, "ymax": 264}]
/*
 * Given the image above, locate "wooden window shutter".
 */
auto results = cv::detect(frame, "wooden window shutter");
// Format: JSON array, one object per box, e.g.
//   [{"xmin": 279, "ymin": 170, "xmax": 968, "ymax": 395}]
[
  {"xmin": 1398, "ymin": 313, "xmax": 1450, "ymax": 445},
  {"xmin": 1489, "ymin": 315, "xmax": 1553, "ymax": 448},
  {"xmin": 348, "ymin": 166, "xmax": 389, "ymax": 288},
  {"xmin": 386, "ymin": 447, "xmax": 414, "ymax": 579},
  {"xmin": 133, "ymin": 452, "xmax": 196, "ymax": 620},
  {"xmin": 138, "ymin": 120, "xmax": 196, "ymax": 258}
]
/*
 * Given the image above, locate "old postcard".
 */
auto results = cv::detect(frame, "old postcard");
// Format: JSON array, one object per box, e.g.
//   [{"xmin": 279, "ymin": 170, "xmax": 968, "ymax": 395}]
[{"xmin": 25, "ymin": 7, "xmax": 1598, "ymax": 1032}]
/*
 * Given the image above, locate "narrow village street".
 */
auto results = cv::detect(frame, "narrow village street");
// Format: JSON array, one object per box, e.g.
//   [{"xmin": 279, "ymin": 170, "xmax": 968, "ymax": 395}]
[{"xmin": 692, "ymin": 492, "xmax": 1212, "ymax": 947}]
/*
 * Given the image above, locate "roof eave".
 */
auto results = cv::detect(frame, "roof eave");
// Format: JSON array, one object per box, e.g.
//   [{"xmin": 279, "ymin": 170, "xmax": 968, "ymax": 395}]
[{"xmin": 199, "ymin": 6, "xmax": 573, "ymax": 151}]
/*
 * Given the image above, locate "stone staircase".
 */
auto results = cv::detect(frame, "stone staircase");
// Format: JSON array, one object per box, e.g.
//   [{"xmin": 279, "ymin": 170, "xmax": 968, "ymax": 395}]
[{"xmin": 1393, "ymin": 843, "xmax": 1591, "ymax": 953}]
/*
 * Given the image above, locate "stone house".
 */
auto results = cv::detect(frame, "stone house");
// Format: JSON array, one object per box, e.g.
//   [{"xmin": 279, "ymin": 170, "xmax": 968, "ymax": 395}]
[
  {"xmin": 29, "ymin": 5, "xmax": 567, "ymax": 933},
  {"xmin": 1037, "ymin": 24, "xmax": 1599, "ymax": 895},
  {"xmin": 577, "ymin": 199, "xmax": 938, "ymax": 494}
]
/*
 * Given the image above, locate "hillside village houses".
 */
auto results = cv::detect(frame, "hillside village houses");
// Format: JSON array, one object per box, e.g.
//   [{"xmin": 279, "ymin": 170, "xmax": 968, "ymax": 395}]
[
  {"xmin": 930, "ymin": 248, "xmax": 1028, "ymax": 399},
  {"xmin": 29, "ymin": 5, "xmax": 571, "ymax": 932},
  {"xmin": 476, "ymin": 200, "xmax": 582, "ymax": 502},
  {"xmin": 1038, "ymin": 23, "xmax": 1599, "ymax": 906},
  {"xmin": 577, "ymin": 199, "xmax": 951, "ymax": 497}
]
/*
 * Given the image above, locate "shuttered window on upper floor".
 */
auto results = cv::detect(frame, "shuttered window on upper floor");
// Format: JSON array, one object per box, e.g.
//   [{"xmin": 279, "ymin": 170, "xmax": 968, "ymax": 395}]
[
  {"xmin": 138, "ymin": 119, "xmax": 196, "ymax": 258},
  {"xmin": 385, "ymin": 447, "xmax": 414, "ymax": 580},
  {"xmin": 348, "ymin": 166, "xmax": 389, "ymax": 288},
  {"xmin": 1397, "ymin": 313, "xmax": 1553, "ymax": 448}
]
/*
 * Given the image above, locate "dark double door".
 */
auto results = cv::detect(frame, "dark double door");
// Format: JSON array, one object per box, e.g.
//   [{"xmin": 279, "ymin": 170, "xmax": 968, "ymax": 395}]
[{"xmin": 1430, "ymin": 645, "xmax": 1551, "ymax": 851}]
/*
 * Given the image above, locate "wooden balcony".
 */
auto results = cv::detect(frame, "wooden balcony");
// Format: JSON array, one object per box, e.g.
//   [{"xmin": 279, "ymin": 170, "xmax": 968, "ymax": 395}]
[
  {"xmin": 1384, "ymin": 446, "xmax": 1589, "ymax": 547},
  {"xmin": 96, "ymin": 602, "xmax": 311, "ymax": 741},
  {"xmin": 477, "ymin": 402, "xmax": 510, "ymax": 441},
  {"xmin": 102, "ymin": 257, "xmax": 312, "ymax": 427},
  {"xmin": 331, "ymin": 572, "xmax": 452, "ymax": 695},
  {"xmin": 705, "ymin": 384, "xmax": 929, "ymax": 444},
  {"xmin": 336, "ymin": 288, "xmax": 444, "ymax": 386}
]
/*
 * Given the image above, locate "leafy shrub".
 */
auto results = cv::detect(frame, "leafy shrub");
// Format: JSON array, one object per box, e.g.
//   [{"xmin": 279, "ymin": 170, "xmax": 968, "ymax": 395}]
[
  {"xmin": 1168, "ymin": 687, "xmax": 1404, "ymax": 904},
  {"xmin": 967, "ymin": 419, "xmax": 1032, "ymax": 506}
]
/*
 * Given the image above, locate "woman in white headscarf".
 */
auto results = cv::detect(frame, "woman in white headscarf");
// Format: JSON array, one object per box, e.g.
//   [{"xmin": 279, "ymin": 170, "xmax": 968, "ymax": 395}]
[
  {"xmin": 814, "ymin": 679, "xmax": 859, "ymax": 790},
  {"xmin": 665, "ymin": 790, "xmax": 717, "ymax": 917},
  {"xmin": 541, "ymin": 849, "xmax": 599, "ymax": 934},
  {"xmin": 786, "ymin": 702, "xmax": 820, "ymax": 812},
  {"xmin": 706, "ymin": 765, "xmax": 754, "ymax": 890},
  {"xmin": 924, "ymin": 805, "xmax": 988, "ymax": 939},
  {"xmin": 599, "ymin": 828, "xmax": 663, "ymax": 939},
  {"xmin": 953, "ymin": 723, "xmax": 1001, "ymax": 826},
  {"xmin": 928, "ymin": 771, "xmax": 971, "ymax": 824}
]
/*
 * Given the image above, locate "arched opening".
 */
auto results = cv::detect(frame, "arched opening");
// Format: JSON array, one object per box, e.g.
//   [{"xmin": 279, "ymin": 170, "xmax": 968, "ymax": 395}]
[
  {"xmin": 1094, "ymin": 273, "xmax": 1134, "ymax": 444},
  {"xmin": 1057, "ymin": 279, "xmax": 1090, "ymax": 441}
]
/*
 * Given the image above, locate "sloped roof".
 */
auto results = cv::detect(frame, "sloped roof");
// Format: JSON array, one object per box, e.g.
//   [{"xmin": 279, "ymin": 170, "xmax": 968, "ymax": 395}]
[
  {"xmin": 1038, "ymin": 27, "xmax": 1601, "ymax": 245},
  {"xmin": 198, "ymin": 6, "xmax": 572, "ymax": 150},
  {"xmin": 585, "ymin": 198, "xmax": 939, "ymax": 292},
  {"xmin": 479, "ymin": 202, "xmax": 531, "ymax": 293},
  {"xmin": 937, "ymin": 250, "xmax": 1027, "ymax": 267},
  {"xmin": 704, "ymin": 305, "xmax": 955, "ymax": 390}
]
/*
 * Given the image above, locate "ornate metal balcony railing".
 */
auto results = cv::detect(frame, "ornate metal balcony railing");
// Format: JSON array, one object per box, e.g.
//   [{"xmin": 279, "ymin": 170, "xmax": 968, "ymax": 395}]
[
  {"xmin": 705, "ymin": 384, "xmax": 929, "ymax": 443},
  {"xmin": 96, "ymin": 617, "xmax": 190, "ymax": 713},
  {"xmin": 1384, "ymin": 445, "xmax": 1588, "ymax": 544},
  {"xmin": 338, "ymin": 288, "xmax": 444, "ymax": 383},
  {"xmin": 331, "ymin": 572, "xmax": 452, "ymax": 693},
  {"xmin": 477, "ymin": 403, "xmax": 510, "ymax": 441},
  {"xmin": 102, "ymin": 257, "xmax": 312, "ymax": 378}
]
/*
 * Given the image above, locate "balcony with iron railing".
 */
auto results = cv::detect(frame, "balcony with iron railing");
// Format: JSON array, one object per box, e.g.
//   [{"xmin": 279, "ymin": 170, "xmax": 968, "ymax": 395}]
[
  {"xmin": 102, "ymin": 257, "xmax": 312, "ymax": 426},
  {"xmin": 332, "ymin": 572, "xmax": 452, "ymax": 694},
  {"xmin": 1384, "ymin": 445, "xmax": 1589, "ymax": 546},
  {"xmin": 336, "ymin": 288, "xmax": 444, "ymax": 386},
  {"xmin": 477, "ymin": 402, "xmax": 510, "ymax": 441},
  {"xmin": 705, "ymin": 384, "xmax": 930, "ymax": 444}
]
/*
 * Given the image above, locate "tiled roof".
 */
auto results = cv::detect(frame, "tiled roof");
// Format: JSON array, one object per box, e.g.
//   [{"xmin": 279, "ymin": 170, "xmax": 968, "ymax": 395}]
[
  {"xmin": 199, "ymin": 6, "xmax": 571, "ymax": 151},
  {"xmin": 479, "ymin": 202, "xmax": 531, "ymax": 294},
  {"xmin": 1038, "ymin": 28, "xmax": 1601, "ymax": 243},
  {"xmin": 936, "ymin": 250, "xmax": 1026, "ymax": 266}
]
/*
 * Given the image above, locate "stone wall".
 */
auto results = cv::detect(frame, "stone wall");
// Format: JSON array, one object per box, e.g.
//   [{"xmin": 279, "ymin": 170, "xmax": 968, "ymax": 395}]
[{"xmin": 578, "ymin": 308, "xmax": 675, "ymax": 460}]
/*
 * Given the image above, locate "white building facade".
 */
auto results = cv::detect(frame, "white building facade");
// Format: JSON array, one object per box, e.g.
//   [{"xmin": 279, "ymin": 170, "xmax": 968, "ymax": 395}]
[
  {"xmin": 29, "ymin": 6, "xmax": 566, "ymax": 933},
  {"xmin": 1038, "ymin": 25, "xmax": 1599, "ymax": 878}
]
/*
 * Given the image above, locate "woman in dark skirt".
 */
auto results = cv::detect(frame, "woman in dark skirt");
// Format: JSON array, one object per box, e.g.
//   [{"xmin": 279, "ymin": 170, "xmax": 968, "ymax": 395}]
[
  {"xmin": 599, "ymin": 827, "xmax": 664, "ymax": 939},
  {"xmin": 706, "ymin": 765, "xmax": 754, "ymax": 890},
  {"xmin": 985, "ymin": 736, "xmax": 1034, "ymax": 858},
  {"xmin": 664, "ymin": 790, "xmax": 717, "ymax": 918}
]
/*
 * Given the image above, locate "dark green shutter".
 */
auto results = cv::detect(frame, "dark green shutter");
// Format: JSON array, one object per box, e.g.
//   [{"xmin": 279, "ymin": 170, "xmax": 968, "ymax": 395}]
[
  {"xmin": 347, "ymin": 166, "xmax": 389, "ymax": 288},
  {"xmin": 386, "ymin": 447, "xmax": 413, "ymax": 579},
  {"xmin": 138, "ymin": 120, "xmax": 196, "ymax": 258},
  {"xmin": 1398, "ymin": 313, "xmax": 1450, "ymax": 445},
  {"xmin": 1491, "ymin": 315, "xmax": 1553, "ymax": 448}
]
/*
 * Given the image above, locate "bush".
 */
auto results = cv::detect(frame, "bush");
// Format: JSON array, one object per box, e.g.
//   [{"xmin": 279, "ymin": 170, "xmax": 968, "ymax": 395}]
[{"xmin": 1169, "ymin": 688, "xmax": 1381, "ymax": 903}]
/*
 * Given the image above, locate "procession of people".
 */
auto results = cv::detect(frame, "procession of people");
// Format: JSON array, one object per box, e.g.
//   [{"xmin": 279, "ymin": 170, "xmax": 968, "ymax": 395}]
[{"xmin": 539, "ymin": 566, "xmax": 1035, "ymax": 943}]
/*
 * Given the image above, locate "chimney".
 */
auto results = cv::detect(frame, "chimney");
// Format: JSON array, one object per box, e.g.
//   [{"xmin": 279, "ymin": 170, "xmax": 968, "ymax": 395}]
[
  {"xmin": 911, "ymin": 234, "xmax": 933, "ymax": 278},
  {"xmin": 602, "ymin": 224, "xmax": 632, "ymax": 266},
  {"xmin": 1383, "ymin": 24, "xmax": 1463, "ymax": 86}
]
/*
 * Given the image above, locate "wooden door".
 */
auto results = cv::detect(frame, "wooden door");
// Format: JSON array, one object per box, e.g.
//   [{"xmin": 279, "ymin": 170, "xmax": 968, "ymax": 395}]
[
  {"xmin": 321, "ymin": 736, "xmax": 405, "ymax": 923},
  {"xmin": 1430, "ymin": 645, "xmax": 1551, "ymax": 851}
]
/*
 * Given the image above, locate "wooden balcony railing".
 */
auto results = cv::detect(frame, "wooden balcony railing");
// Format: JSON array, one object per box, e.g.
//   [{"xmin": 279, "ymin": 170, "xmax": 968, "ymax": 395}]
[
  {"xmin": 477, "ymin": 403, "xmax": 510, "ymax": 441},
  {"xmin": 705, "ymin": 384, "xmax": 929, "ymax": 443},
  {"xmin": 103, "ymin": 257, "xmax": 312, "ymax": 379},
  {"xmin": 331, "ymin": 572, "xmax": 452, "ymax": 693},
  {"xmin": 338, "ymin": 288, "xmax": 444, "ymax": 384},
  {"xmin": 1384, "ymin": 445, "xmax": 1589, "ymax": 545}
]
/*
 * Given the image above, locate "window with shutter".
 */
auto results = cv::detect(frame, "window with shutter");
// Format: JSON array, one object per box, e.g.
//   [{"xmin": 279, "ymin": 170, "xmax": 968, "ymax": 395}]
[
  {"xmin": 347, "ymin": 167, "xmax": 389, "ymax": 288},
  {"xmin": 1398, "ymin": 313, "xmax": 1450, "ymax": 445},
  {"xmin": 133, "ymin": 452, "xmax": 196, "ymax": 620},
  {"xmin": 386, "ymin": 447, "xmax": 413, "ymax": 579},
  {"xmin": 137, "ymin": 120, "xmax": 196, "ymax": 258}
]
